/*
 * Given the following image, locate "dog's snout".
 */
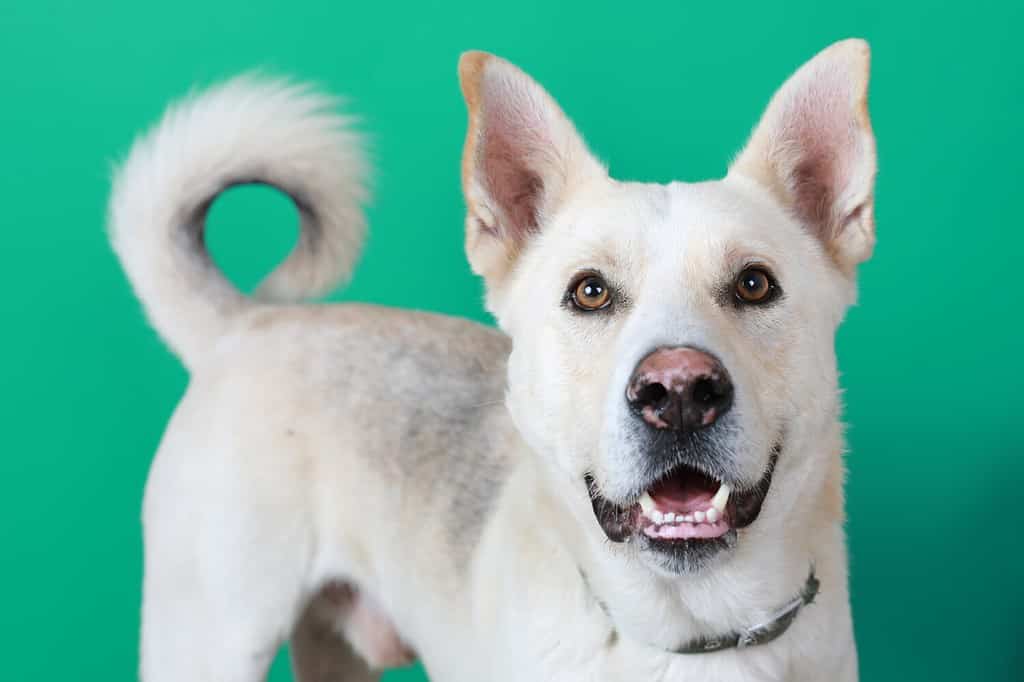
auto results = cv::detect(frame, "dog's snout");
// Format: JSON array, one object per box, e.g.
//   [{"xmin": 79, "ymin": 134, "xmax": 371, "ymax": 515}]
[{"xmin": 626, "ymin": 347, "xmax": 734, "ymax": 431}]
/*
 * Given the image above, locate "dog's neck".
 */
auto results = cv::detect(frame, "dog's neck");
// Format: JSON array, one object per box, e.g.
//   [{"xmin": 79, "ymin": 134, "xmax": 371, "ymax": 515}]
[
  {"xmin": 568, "ymin": 511, "xmax": 842, "ymax": 658},
  {"xmin": 536, "ymin": 432, "xmax": 848, "ymax": 657},
  {"xmin": 579, "ymin": 563, "xmax": 820, "ymax": 655}
]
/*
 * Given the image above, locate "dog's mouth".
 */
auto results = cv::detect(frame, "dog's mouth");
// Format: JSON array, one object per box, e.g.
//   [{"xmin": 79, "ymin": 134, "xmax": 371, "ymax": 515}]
[{"xmin": 585, "ymin": 444, "xmax": 780, "ymax": 548}]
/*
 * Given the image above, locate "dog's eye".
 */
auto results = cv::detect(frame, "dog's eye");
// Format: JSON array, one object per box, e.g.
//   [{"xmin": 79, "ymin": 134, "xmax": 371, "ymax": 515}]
[
  {"xmin": 735, "ymin": 267, "xmax": 776, "ymax": 305},
  {"xmin": 570, "ymin": 274, "xmax": 612, "ymax": 311}
]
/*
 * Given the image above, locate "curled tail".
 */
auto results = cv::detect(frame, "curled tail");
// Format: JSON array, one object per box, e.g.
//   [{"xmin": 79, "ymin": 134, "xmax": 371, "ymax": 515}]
[{"xmin": 108, "ymin": 76, "xmax": 368, "ymax": 369}]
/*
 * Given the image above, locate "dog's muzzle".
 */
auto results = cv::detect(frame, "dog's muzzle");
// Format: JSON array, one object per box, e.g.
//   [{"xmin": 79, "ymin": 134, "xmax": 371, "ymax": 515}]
[{"xmin": 586, "ymin": 345, "xmax": 779, "ymax": 571}]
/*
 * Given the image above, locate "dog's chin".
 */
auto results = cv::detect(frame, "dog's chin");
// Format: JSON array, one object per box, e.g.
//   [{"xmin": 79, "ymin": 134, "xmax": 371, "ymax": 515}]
[
  {"xmin": 640, "ymin": 531, "xmax": 738, "ymax": 575},
  {"xmin": 585, "ymin": 442, "xmax": 780, "ymax": 575}
]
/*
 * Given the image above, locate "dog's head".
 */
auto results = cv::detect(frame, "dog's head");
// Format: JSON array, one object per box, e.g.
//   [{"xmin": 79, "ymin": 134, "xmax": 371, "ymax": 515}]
[{"xmin": 458, "ymin": 42, "xmax": 875, "ymax": 577}]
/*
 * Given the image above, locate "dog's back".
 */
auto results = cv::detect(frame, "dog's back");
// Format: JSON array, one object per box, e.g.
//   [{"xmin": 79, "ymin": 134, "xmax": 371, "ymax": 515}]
[{"xmin": 111, "ymin": 76, "xmax": 520, "ymax": 678}]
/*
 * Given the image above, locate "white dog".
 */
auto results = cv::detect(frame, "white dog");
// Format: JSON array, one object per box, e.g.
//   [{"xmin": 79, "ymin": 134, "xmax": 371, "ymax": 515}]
[{"xmin": 110, "ymin": 39, "xmax": 876, "ymax": 681}]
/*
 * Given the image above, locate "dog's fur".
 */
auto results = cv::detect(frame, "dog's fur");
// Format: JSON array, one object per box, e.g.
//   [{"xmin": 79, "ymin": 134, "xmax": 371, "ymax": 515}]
[{"xmin": 111, "ymin": 40, "xmax": 876, "ymax": 681}]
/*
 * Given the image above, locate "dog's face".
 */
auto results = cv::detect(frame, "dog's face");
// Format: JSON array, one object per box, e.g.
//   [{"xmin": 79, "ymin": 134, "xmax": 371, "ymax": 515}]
[{"xmin": 459, "ymin": 42, "xmax": 875, "ymax": 576}]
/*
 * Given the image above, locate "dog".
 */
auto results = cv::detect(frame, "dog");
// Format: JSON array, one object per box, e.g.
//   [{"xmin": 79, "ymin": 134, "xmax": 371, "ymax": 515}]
[{"xmin": 110, "ymin": 38, "xmax": 876, "ymax": 681}]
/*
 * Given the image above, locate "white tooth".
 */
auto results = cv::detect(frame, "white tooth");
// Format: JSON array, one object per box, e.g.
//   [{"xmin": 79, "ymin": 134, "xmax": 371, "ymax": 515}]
[
  {"xmin": 711, "ymin": 483, "xmax": 732, "ymax": 513},
  {"xmin": 651, "ymin": 510, "xmax": 664, "ymax": 524},
  {"xmin": 639, "ymin": 492, "xmax": 656, "ymax": 515},
  {"xmin": 694, "ymin": 510, "xmax": 706, "ymax": 523},
  {"xmin": 706, "ymin": 507, "xmax": 720, "ymax": 523},
  {"xmin": 682, "ymin": 514, "xmax": 694, "ymax": 523},
  {"xmin": 663, "ymin": 512, "xmax": 676, "ymax": 523}
]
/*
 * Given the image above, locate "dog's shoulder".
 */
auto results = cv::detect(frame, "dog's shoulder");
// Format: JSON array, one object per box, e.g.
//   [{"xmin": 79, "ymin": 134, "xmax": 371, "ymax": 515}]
[{"xmin": 230, "ymin": 302, "xmax": 519, "ymax": 565}]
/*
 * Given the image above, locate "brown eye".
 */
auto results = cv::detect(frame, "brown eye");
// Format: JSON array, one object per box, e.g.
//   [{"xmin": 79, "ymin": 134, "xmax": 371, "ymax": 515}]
[
  {"xmin": 735, "ymin": 267, "xmax": 776, "ymax": 304},
  {"xmin": 571, "ymin": 275, "xmax": 612, "ymax": 311}
]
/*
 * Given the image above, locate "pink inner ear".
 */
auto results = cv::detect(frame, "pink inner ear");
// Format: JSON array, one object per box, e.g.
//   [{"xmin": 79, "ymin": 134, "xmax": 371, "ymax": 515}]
[
  {"xmin": 774, "ymin": 76, "xmax": 865, "ymax": 239},
  {"xmin": 476, "ymin": 77, "xmax": 553, "ymax": 243},
  {"xmin": 481, "ymin": 116, "xmax": 544, "ymax": 240}
]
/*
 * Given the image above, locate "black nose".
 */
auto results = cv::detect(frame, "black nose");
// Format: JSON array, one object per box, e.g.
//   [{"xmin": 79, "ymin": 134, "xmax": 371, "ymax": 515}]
[{"xmin": 626, "ymin": 347, "xmax": 734, "ymax": 431}]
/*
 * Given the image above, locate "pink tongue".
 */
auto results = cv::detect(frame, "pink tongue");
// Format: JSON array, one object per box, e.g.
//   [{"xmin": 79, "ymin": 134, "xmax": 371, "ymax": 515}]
[{"xmin": 649, "ymin": 470, "xmax": 718, "ymax": 514}]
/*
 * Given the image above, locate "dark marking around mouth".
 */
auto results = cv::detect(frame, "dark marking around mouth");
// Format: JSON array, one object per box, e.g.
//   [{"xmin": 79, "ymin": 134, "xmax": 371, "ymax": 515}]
[
  {"xmin": 585, "ymin": 474, "xmax": 634, "ymax": 543},
  {"xmin": 584, "ymin": 441, "xmax": 782, "ymax": 554},
  {"xmin": 729, "ymin": 446, "xmax": 778, "ymax": 529}
]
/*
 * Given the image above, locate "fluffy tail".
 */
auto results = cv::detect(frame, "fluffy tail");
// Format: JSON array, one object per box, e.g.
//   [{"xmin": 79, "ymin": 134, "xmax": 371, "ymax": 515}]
[{"xmin": 109, "ymin": 76, "xmax": 367, "ymax": 369}]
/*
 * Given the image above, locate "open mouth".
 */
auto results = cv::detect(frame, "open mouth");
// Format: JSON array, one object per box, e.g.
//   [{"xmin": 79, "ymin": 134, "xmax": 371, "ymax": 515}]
[
  {"xmin": 637, "ymin": 468, "xmax": 735, "ymax": 540},
  {"xmin": 585, "ymin": 444, "xmax": 780, "ymax": 548}
]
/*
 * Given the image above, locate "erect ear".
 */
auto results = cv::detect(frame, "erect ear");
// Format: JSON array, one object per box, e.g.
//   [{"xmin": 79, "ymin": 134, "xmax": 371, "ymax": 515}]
[
  {"xmin": 458, "ymin": 52, "xmax": 605, "ymax": 284},
  {"xmin": 730, "ymin": 39, "xmax": 877, "ymax": 273}
]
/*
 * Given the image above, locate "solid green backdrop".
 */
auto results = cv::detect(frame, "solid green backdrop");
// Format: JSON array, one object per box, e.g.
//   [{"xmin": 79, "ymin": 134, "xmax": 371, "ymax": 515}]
[{"xmin": 1, "ymin": 1, "xmax": 1020, "ymax": 680}]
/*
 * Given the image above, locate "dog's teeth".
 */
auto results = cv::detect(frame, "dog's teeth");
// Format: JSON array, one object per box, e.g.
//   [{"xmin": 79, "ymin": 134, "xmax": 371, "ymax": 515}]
[
  {"xmin": 680, "ymin": 513, "xmax": 692, "ymax": 523},
  {"xmin": 651, "ymin": 510, "xmax": 665, "ymax": 524},
  {"xmin": 711, "ymin": 483, "xmax": 732, "ymax": 513},
  {"xmin": 694, "ymin": 510, "xmax": 706, "ymax": 523},
  {"xmin": 706, "ymin": 507, "xmax": 720, "ymax": 523},
  {"xmin": 663, "ymin": 512, "xmax": 676, "ymax": 523},
  {"xmin": 638, "ymin": 492, "xmax": 656, "ymax": 515}
]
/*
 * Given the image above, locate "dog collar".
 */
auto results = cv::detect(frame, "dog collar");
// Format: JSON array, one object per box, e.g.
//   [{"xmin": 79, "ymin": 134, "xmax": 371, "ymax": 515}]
[
  {"xmin": 670, "ymin": 567, "xmax": 819, "ymax": 654},
  {"xmin": 585, "ymin": 566, "xmax": 819, "ymax": 655}
]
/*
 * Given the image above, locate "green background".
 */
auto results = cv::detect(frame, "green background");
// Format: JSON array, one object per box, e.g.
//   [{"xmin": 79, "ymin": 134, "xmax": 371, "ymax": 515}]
[{"xmin": 1, "ymin": 1, "xmax": 1020, "ymax": 680}]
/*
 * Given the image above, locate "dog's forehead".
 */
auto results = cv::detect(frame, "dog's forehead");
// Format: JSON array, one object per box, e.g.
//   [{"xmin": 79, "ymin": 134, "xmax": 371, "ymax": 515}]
[
  {"xmin": 662, "ymin": 179, "xmax": 785, "ymax": 243},
  {"xmin": 562, "ymin": 178, "xmax": 790, "ymax": 268}
]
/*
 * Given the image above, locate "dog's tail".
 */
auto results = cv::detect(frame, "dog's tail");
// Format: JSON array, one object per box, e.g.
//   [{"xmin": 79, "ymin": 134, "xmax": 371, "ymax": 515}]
[{"xmin": 108, "ymin": 76, "xmax": 367, "ymax": 369}]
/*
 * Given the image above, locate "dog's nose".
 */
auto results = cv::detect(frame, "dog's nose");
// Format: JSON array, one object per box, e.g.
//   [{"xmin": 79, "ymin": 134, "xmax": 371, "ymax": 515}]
[{"xmin": 626, "ymin": 347, "xmax": 734, "ymax": 431}]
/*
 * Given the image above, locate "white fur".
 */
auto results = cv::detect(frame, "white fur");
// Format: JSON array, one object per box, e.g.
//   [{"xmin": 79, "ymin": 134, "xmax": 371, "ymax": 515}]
[{"xmin": 113, "ymin": 41, "xmax": 874, "ymax": 682}]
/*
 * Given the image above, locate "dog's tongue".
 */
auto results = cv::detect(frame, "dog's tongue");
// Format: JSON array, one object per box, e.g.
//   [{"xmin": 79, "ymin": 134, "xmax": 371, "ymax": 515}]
[{"xmin": 648, "ymin": 469, "xmax": 719, "ymax": 513}]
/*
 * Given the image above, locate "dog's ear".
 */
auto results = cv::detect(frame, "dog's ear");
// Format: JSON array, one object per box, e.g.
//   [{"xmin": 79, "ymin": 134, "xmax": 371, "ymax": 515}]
[
  {"xmin": 730, "ymin": 39, "xmax": 877, "ymax": 272},
  {"xmin": 458, "ymin": 52, "xmax": 605, "ymax": 285}
]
